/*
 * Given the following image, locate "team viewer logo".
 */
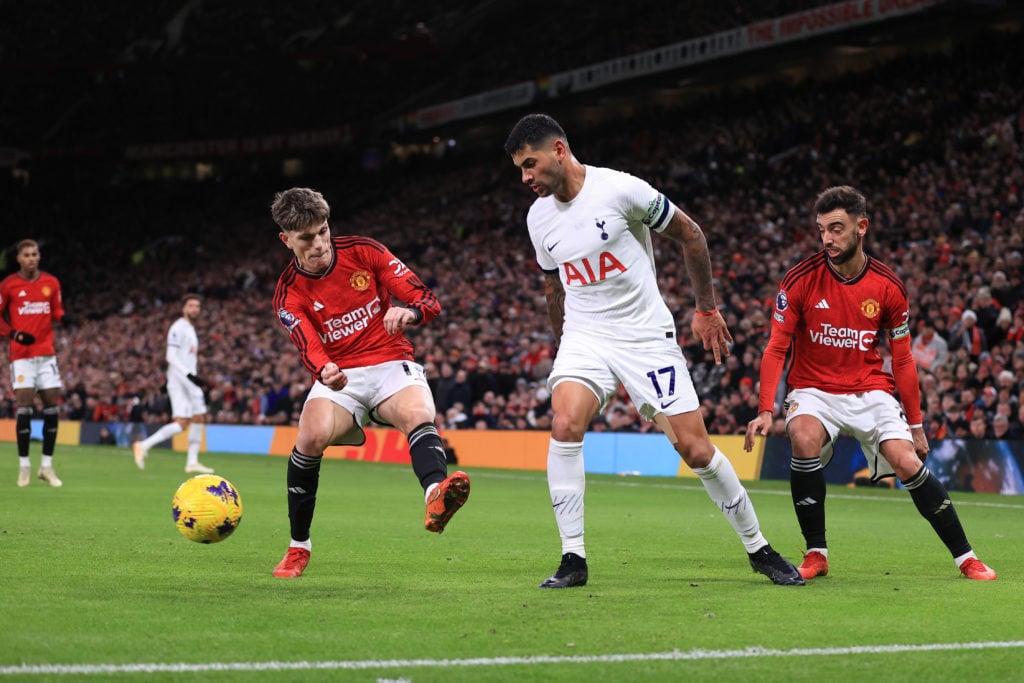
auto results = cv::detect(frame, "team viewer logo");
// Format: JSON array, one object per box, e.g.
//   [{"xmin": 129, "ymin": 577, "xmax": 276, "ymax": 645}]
[
  {"xmin": 350, "ymin": 270, "xmax": 371, "ymax": 291},
  {"xmin": 860, "ymin": 298, "xmax": 880, "ymax": 319}
]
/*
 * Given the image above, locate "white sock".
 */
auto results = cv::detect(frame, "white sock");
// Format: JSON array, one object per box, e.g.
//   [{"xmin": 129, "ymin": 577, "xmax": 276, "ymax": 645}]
[
  {"xmin": 186, "ymin": 423, "xmax": 204, "ymax": 466},
  {"xmin": 140, "ymin": 422, "xmax": 183, "ymax": 451},
  {"xmin": 954, "ymin": 551, "xmax": 977, "ymax": 568},
  {"xmin": 692, "ymin": 448, "xmax": 767, "ymax": 553},
  {"xmin": 425, "ymin": 482, "xmax": 439, "ymax": 503},
  {"xmin": 548, "ymin": 438, "xmax": 586, "ymax": 558},
  {"xmin": 290, "ymin": 539, "xmax": 312, "ymax": 551},
  {"xmin": 19, "ymin": 456, "xmax": 30, "ymax": 468},
  {"xmin": 41, "ymin": 455, "xmax": 53, "ymax": 468},
  {"xmin": 807, "ymin": 547, "xmax": 828, "ymax": 558}
]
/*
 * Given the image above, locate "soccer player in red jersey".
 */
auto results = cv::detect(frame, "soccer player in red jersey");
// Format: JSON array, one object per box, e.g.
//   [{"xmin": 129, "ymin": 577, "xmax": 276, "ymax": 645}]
[
  {"xmin": 268, "ymin": 187, "xmax": 469, "ymax": 578},
  {"xmin": 744, "ymin": 186, "xmax": 996, "ymax": 581},
  {"xmin": 0, "ymin": 239, "xmax": 65, "ymax": 487}
]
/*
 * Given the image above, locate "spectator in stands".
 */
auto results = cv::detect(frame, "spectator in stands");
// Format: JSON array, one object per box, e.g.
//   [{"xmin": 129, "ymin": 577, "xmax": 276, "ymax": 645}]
[
  {"xmin": 912, "ymin": 318, "xmax": 949, "ymax": 373},
  {"xmin": 992, "ymin": 414, "xmax": 1011, "ymax": 440},
  {"xmin": 949, "ymin": 310, "xmax": 987, "ymax": 361}
]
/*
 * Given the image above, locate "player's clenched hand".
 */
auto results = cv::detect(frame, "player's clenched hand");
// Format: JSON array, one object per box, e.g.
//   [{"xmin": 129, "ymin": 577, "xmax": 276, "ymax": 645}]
[
  {"xmin": 382, "ymin": 307, "xmax": 417, "ymax": 335},
  {"xmin": 320, "ymin": 362, "xmax": 348, "ymax": 390},
  {"xmin": 10, "ymin": 329, "xmax": 35, "ymax": 345},
  {"xmin": 691, "ymin": 310, "xmax": 733, "ymax": 365},
  {"xmin": 744, "ymin": 412, "xmax": 773, "ymax": 452}
]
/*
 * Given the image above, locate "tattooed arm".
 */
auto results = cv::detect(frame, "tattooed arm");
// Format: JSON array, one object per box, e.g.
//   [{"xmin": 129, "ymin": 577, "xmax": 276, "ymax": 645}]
[
  {"xmin": 658, "ymin": 207, "xmax": 733, "ymax": 363},
  {"xmin": 658, "ymin": 209, "xmax": 717, "ymax": 313},
  {"xmin": 543, "ymin": 271, "xmax": 565, "ymax": 347}
]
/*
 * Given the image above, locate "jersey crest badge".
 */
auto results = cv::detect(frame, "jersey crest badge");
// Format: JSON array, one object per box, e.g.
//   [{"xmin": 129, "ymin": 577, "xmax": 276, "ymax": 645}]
[
  {"xmin": 860, "ymin": 298, "xmax": 881, "ymax": 319},
  {"xmin": 42, "ymin": 286, "xmax": 52, "ymax": 297},
  {"xmin": 350, "ymin": 270, "xmax": 372, "ymax": 291},
  {"xmin": 277, "ymin": 308, "xmax": 301, "ymax": 332}
]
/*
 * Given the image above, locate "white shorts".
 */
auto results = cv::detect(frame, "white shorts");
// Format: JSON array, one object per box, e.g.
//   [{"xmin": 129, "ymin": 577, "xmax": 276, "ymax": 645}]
[
  {"xmin": 304, "ymin": 360, "xmax": 430, "ymax": 445},
  {"xmin": 549, "ymin": 331, "xmax": 699, "ymax": 420},
  {"xmin": 167, "ymin": 376, "xmax": 207, "ymax": 419},
  {"xmin": 784, "ymin": 387, "xmax": 912, "ymax": 479},
  {"xmin": 10, "ymin": 356, "xmax": 62, "ymax": 391}
]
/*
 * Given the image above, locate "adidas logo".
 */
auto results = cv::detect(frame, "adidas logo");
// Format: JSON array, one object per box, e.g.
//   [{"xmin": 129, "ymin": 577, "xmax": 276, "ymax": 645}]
[
  {"xmin": 18, "ymin": 290, "xmax": 27, "ymax": 297},
  {"xmin": 313, "ymin": 301, "xmax": 325, "ymax": 311},
  {"xmin": 934, "ymin": 498, "xmax": 951, "ymax": 515},
  {"xmin": 814, "ymin": 298, "xmax": 830, "ymax": 309},
  {"xmin": 795, "ymin": 497, "xmax": 818, "ymax": 506}
]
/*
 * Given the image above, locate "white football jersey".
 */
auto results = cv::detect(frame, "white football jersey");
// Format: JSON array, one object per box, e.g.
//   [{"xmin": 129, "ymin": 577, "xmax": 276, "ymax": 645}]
[
  {"xmin": 165, "ymin": 317, "xmax": 199, "ymax": 382},
  {"xmin": 528, "ymin": 165, "xmax": 676, "ymax": 341}
]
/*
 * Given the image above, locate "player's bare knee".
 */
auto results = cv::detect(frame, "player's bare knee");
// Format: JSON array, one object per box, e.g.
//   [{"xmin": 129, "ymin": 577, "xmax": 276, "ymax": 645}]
[
  {"xmin": 551, "ymin": 413, "xmax": 587, "ymax": 442},
  {"xmin": 675, "ymin": 438, "xmax": 714, "ymax": 469},
  {"xmin": 296, "ymin": 427, "xmax": 332, "ymax": 455}
]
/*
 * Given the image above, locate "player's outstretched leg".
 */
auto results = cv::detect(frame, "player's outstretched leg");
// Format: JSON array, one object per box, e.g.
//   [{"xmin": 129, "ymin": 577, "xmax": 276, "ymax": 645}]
[
  {"xmin": 539, "ymin": 552, "xmax": 589, "ymax": 588},
  {"xmin": 424, "ymin": 470, "xmax": 470, "ymax": 533}
]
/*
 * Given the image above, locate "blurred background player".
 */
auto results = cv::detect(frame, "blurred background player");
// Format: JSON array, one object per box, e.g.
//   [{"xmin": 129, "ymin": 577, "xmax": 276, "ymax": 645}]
[
  {"xmin": 504, "ymin": 113, "xmax": 803, "ymax": 589},
  {"xmin": 269, "ymin": 187, "xmax": 469, "ymax": 579},
  {"xmin": 132, "ymin": 293, "xmax": 213, "ymax": 474},
  {"xmin": 744, "ymin": 185, "xmax": 996, "ymax": 581},
  {"xmin": 0, "ymin": 239, "xmax": 65, "ymax": 487}
]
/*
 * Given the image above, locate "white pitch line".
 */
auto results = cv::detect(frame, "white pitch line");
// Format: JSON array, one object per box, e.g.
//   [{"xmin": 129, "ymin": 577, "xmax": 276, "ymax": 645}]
[{"xmin": 3, "ymin": 641, "xmax": 1024, "ymax": 676}]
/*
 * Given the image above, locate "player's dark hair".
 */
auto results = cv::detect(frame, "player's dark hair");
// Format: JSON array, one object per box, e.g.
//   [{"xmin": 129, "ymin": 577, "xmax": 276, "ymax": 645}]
[
  {"xmin": 16, "ymin": 239, "xmax": 38, "ymax": 253},
  {"xmin": 504, "ymin": 113, "xmax": 568, "ymax": 155},
  {"xmin": 814, "ymin": 185, "xmax": 867, "ymax": 218},
  {"xmin": 183, "ymin": 293, "xmax": 202, "ymax": 305},
  {"xmin": 271, "ymin": 187, "xmax": 331, "ymax": 233}
]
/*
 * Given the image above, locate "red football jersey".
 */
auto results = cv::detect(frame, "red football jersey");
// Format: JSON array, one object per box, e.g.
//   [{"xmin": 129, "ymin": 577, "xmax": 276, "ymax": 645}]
[
  {"xmin": 273, "ymin": 236, "xmax": 440, "ymax": 378},
  {"xmin": 0, "ymin": 270, "xmax": 64, "ymax": 361},
  {"xmin": 765, "ymin": 251, "xmax": 910, "ymax": 399}
]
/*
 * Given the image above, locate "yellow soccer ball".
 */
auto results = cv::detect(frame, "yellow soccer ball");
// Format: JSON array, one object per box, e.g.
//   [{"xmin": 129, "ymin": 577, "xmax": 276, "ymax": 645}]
[{"xmin": 172, "ymin": 474, "xmax": 243, "ymax": 543}]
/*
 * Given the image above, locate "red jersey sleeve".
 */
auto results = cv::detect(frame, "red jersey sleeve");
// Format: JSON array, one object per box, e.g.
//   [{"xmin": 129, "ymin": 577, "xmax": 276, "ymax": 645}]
[{"xmin": 369, "ymin": 245, "xmax": 441, "ymax": 324}]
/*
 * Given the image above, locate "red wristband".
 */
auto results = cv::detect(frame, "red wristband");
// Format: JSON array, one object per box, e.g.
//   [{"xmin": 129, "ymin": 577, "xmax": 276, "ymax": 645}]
[{"xmin": 695, "ymin": 308, "xmax": 718, "ymax": 317}]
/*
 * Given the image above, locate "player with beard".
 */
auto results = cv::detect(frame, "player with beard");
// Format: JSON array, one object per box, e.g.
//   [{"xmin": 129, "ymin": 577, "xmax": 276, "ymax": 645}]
[
  {"xmin": 744, "ymin": 185, "xmax": 996, "ymax": 581},
  {"xmin": 505, "ymin": 113, "xmax": 803, "ymax": 589}
]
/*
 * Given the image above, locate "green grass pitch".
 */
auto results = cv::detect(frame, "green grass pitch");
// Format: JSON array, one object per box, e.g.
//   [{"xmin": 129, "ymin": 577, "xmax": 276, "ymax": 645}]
[{"xmin": 2, "ymin": 444, "xmax": 1022, "ymax": 682}]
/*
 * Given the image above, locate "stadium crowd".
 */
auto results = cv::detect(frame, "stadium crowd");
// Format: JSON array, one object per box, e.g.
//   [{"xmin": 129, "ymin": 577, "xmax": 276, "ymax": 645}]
[{"xmin": 2, "ymin": 9, "xmax": 1023, "ymax": 444}]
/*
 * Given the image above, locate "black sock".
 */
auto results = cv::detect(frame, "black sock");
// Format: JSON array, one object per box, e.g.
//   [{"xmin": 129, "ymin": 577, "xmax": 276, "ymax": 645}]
[
  {"xmin": 408, "ymin": 422, "xmax": 447, "ymax": 491},
  {"xmin": 287, "ymin": 448, "xmax": 322, "ymax": 543},
  {"xmin": 15, "ymin": 407, "xmax": 31, "ymax": 458},
  {"xmin": 791, "ymin": 457, "xmax": 827, "ymax": 549},
  {"xmin": 903, "ymin": 466, "xmax": 971, "ymax": 558},
  {"xmin": 42, "ymin": 406, "xmax": 59, "ymax": 457}
]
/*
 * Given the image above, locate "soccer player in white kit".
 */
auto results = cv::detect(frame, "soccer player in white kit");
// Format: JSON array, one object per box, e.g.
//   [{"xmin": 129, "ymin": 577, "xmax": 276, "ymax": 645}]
[
  {"xmin": 132, "ymin": 293, "xmax": 213, "ymax": 474},
  {"xmin": 504, "ymin": 113, "xmax": 803, "ymax": 588}
]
